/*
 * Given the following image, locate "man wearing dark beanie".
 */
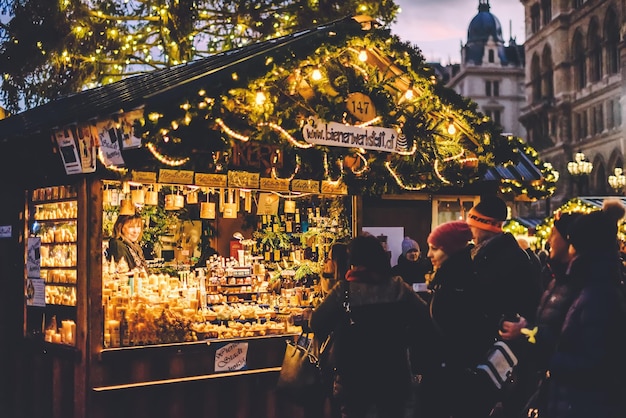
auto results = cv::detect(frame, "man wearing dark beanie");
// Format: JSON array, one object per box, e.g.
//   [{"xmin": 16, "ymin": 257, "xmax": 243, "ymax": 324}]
[{"xmin": 465, "ymin": 195, "xmax": 543, "ymax": 416}]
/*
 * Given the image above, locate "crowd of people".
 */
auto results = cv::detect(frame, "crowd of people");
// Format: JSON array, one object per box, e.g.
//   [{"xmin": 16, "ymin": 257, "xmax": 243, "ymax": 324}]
[{"xmin": 308, "ymin": 195, "xmax": 626, "ymax": 418}]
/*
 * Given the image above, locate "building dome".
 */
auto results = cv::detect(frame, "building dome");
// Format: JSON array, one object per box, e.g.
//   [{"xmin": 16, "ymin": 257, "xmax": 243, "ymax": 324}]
[
  {"xmin": 464, "ymin": 0, "xmax": 507, "ymax": 65},
  {"xmin": 467, "ymin": 1, "xmax": 505, "ymax": 44}
]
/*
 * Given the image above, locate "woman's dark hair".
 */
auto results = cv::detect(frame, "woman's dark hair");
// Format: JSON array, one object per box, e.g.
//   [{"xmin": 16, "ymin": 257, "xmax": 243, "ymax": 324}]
[
  {"xmin": 347, "ymin": 235, "xmax": 391, "ymax": 276},
  {"xmin": 330, "ymin": 242, "xmax": 349, "ymax": 281}
]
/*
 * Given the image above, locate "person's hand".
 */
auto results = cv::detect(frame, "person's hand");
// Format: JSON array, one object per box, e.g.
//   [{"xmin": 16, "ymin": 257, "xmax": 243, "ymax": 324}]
[{"xmin": 499, "ymin": 316, "xmax": 527, "ymax": 340}]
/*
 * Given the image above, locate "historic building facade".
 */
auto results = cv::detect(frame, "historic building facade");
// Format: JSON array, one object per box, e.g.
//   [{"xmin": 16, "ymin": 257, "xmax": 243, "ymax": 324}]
[
  {"xmin": 519, "ymin": 0, "xmax": 624, "ymax": 211},
  {"xmin": 446, "ymin": 0, "xmax": 527, "ymax": 139}
]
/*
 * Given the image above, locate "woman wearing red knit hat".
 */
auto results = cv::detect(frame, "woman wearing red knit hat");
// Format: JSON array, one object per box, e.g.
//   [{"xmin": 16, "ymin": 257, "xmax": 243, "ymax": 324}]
[{"xmin": 419, "ymin": 220, "xmax": 494, "ymax": 418}]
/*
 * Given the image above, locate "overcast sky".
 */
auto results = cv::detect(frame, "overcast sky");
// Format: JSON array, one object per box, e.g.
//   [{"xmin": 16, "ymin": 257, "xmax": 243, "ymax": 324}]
[{"xmin": 391, "ymin": 0, "xmax": 526, "ymax": 64}]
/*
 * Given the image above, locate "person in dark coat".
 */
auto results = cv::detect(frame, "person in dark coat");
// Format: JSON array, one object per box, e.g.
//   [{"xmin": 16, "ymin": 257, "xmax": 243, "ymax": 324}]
[
  {"xmin": 543, "ymin": 199, "xmax": 626, "ymax": 418},
  {"xmin": 419, "ymin": 220, "xmax": 489, "ymax": 418},
  {"xmin": 309, "ymin": 235, "xmax": 436, "ymax": 418},
  {"xmin": 501, "ymin": 213, "xmax": 584, "ymax": 371},
  {"xmin": 391, "ymin": 237, "xmax": 432, "ymax": 285},
  {"xmin": 466, "ymin": 195, "xmax": 544, "ymax": 417}
]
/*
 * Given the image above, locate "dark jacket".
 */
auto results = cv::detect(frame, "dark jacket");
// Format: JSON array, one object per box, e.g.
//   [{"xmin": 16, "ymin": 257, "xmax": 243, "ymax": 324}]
[
  {"xmin": 421, "ymin": 246, "xmax": 500, "ymax": 418},
  {"xmin": 530, "ymin": 260, "xmax": 584, "ymax": 371},
  {"xmin": 107, "ymin": 238, "xmax": 145, "ymax": 270},
  {"xmin": 472, "ymin": 232, "xmax": 543, "ymax": 333},
  {"xmin": 428, "ymin": 245, "xmax": 489, "ymax": 367},
  {"xmin": 391, "ymin": 254, "xmax": 431, "ymax": 285},
  {"xmin": 310, "ymin": 275, "xmax": 435, "ymax": 401},
  {"xmin": 545, "ymin": 253, "xmax": 626, "ymax": 418}
]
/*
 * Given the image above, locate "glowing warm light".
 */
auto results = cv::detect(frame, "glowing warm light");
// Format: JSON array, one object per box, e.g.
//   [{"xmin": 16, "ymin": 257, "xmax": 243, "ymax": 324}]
[
  {"xmin": 311, "ymin": 69, "xmax": 322, "ymax": 81},
  {"xmin": 146, "ymin": 143, "xmax": 190, "ymax": 166},
  {"xmin": 255, "ymin": 91, "xmax": 267, "ymax": 105},
  {"xmin": 447, "ymin": 121, "xmax": 456, "ymax": 135},
  {"xmin": 215, "ymin": 118, "xmax": 250, "ymax": 141},
  {"xmin": 358, "ymin": 50, "xmax": 368, "ymax": 62}
]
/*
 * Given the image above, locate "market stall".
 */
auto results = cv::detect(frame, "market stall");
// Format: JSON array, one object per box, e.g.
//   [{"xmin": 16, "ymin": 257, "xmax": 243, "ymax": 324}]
[{"xmin": 0, "ymin": 16, "xmax": 554, "ymax": 418}]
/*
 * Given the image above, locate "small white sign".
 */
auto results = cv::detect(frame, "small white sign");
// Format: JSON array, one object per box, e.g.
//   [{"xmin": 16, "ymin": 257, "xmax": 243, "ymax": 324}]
[
  {"xmin": 26, "ymin": 278, "xmax": 45, "ymax": 307},
  {"xmin": 0, "ymin": 225, "xmax": 11, "ymax": 238},
  {"xmin": 302, "ymin": 117, "xmax": 399, "ymax": 153},
  {"xmin": 214, "ymin": 342, "xmax": 249, "ymax": 372}
]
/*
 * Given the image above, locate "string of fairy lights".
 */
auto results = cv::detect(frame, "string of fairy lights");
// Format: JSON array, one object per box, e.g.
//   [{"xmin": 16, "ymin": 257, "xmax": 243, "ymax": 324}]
[{"xmin": 76, "ymin": 20, "xmax": 554, "ymax": 200}]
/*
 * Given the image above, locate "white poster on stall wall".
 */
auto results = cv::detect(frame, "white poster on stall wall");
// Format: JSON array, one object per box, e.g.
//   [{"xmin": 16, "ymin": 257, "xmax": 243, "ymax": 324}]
[
  {"xmin": 53, "ymin": 127, "xmax": 83, "ymax": 174},
  {"xmin": 26, "ymin": 237, "xmax": 41, "ymax": 279},
  {"xmin": 96, "ymin": 119, "xmax": 126, "ymax": 166},
  {"xmin": 73, "ymin": 123, "xmax": 97, "ymax": 173},
  {"xmin": 362, "ymin": 227, "xmax": 405, "ymax": 267},
  {"xmin": 119, "ymin": 109, "xmax": 144, "ymax": 149},
  {"xmin": 26, "ymin": 278, "xmax": 45, "ymax": 307}
]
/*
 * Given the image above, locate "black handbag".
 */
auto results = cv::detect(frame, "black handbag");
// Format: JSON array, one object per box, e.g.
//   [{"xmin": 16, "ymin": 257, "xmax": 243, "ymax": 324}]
[{"xmin": 276, "ymin": 332, "xmax": 323, "ymax": 404}]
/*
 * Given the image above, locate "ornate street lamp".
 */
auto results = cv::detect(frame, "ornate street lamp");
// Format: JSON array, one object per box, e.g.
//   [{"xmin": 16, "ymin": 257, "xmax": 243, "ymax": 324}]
[
  {"xmin": 608, "ymin": 167, "xmax": 626, "ymax": 194},
  {"xmin": 567, "ymin": 151, "xmax": 593, "ymax": 195}
]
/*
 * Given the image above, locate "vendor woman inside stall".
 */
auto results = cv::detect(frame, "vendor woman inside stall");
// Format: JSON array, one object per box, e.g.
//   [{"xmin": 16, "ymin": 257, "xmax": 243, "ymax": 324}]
[{"xmin": 106, "ymin": 214, "xmax": 148, "ymax": 272}]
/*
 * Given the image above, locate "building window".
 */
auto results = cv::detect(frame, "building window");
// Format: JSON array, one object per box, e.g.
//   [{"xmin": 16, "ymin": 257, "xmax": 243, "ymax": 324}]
[
  {"xmin": 531, "ymin": 55, "xmax": 541, "ymax": 102},
  {"xmin": 576, "ymin": 111, "xmax": 588, "ymax": 140},
  {"xmin": 606, "ymin": 9, "xmax": 620, "ymax": 74},
  {"xmin": 595, "ymin": 105, "xmax": 604, "ymax": 134},
  {"xmin": 531, "ymin": 4, "xmax": 540, "ymax": 33},
  {"xmin": 588, "ymin": 21, "xmax": 602, "ymax": 82},
  {"xmin": 488, "ymin": 49, "xmax": 495, "ymax": 63},
  {"xmin": 484, "ymin": 110, "xmax": 501, "ymax": 125},
  {"xmin": 485, "ymin": 80, "xmax": 499, "ymax": 97},
  {"xmin": 572, "ymin": 32, "xmax": 586, "ymax": 89},
  {"xmin": 542, "ymin": 0, "xmax": 552, "ymax": 25},
  {"xmin": 607, "ymin": 100, "xmax": 615, "ymax": 130}
]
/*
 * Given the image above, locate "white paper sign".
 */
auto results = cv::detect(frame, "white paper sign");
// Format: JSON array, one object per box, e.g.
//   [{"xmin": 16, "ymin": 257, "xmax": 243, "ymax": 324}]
[
  {"xmin": 214, "ymin": 342, "xmax": 249, "ymax": 372},
  {"xmin": 26, "ymin": 237, "xmax": 41, "ymax": 279},
  {"xmin": 302, "ymin": 117, "xmax": 399, "ymax": 153},
  {"xmin": 73, "ymin": 123, "xmax": 97, "ymax": 173},
  {"xmin": 0, "ymin": 225, "xmax": 11, "ymax": 238},
  {"xmin": 96, "ymin": 119, "xmax": 126, "ymax": 166},
  {"xmin": 119, "ymin": 109, "xmax": 144, "ymax": 149},
  {"xmin": 26, "ymin": 278, "xmax": 45, "ymax": 307},
  {"xmin": 53, "ymin": 128, "xmax": 83, "ymax": 174}
]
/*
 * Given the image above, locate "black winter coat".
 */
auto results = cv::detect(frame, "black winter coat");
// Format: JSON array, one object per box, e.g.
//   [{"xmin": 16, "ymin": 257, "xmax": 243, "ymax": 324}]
[
  {"xmin": 472, "ymin": 232, "xmax": 543, "ymax": 334},
  {"xmin": 391, "ymin": 254, "xmax": 431, "ymax": 285},
  {"xmin": 428, "ymin": 246, "xmax": 490, "ymax": 368},
  {"xmin": 531, "ymin": 261, "xmax": 584, "ymax": 371},
  {"xmin": 546, "ymin": 253, "xmax": 626, "ymax": 418},
  {"xmin": 310, "ymin": 276, "xmax": 435, "ymax": 400}
]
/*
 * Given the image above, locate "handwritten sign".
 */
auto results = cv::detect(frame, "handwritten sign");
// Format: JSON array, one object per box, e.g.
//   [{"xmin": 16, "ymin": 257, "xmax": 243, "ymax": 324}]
[
  {"xmin": 195, "ymin": 173, "xmax": 228, "ymax": 187},
  {"xmin": 228, "ymin": 171, "xmax": 260, "ymax": 189},
  {"xmin": 291, "ymin": 179, "xmax": 320, "ymax": 193},
  {"xmin": 214, "ymin": 342, "xmax": 249, "ymax": 372},
  {"xmin": 27, "ymin": 237, "xmax": 41, "ymax": 279},
  {"xmin": 158, "ymin": 169, "xmax": 194, "ymax": 184},
  {"xmin": 260, "ymin": 178, "xmax": 290, "ymax": 192},
  {"xmin": 131, "ymin": 171, "xmax": 157, "ymax": 183},
  {"xmin": 321, "ymin": 180, "xmax": 349, "ymax": 195},
  {"xmin": 302, "ymin": 117, "xmax": 399, "ymax": 153},
  {"xmin": 95, "ymin": 119, "xmax": 125, "ymax": 166}
]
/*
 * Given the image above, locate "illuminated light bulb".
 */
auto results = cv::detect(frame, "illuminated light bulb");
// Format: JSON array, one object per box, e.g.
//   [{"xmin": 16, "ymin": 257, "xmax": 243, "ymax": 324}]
[
  {"xmin": 231, "ymin": 72, "xmax": 238, "ymax": 80},
  {"xmin": 447, "ymin": 122, "xmax": 456, "ymax": 135},
  {"xmin": 255, "ymin": 91, "xmax": 267, "ymax": 106},
  {"xmin": 171, "ymin": 121, "xmax": 179, "ymax": 130},
  {"xmin": 311, "ymin": 69, "xmax": 322, "ymax": 81},
  {"xmin": 358, "ymin": 50, "xmax": 368, "ymax": 62},
  {"xmin": 181, "ymin": 103, "xmax": 191, "ymax": 111},
  {"xmin": 404, "ymin": 89, "xmax": 414, "ymax": 100},
  {"xmin": 184, "ymin": 114, "xmax": 192, "ymax": 125},
  {"xmin": 198, "ymin": 89, "xmax": 206, "ymax": 96},
  {"xmin": 148, "ymin": 112, "xmax": 161, "ymax": 122}
]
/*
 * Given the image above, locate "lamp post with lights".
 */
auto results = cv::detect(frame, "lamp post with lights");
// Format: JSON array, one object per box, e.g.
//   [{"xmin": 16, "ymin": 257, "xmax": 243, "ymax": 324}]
[
  {"xmin": 567, "ymin": 151, "xmax": 593, "ymax": 196},
  {"xmin": 608, "ymin": 167, "xmax": 626, "ymax": 194}
]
